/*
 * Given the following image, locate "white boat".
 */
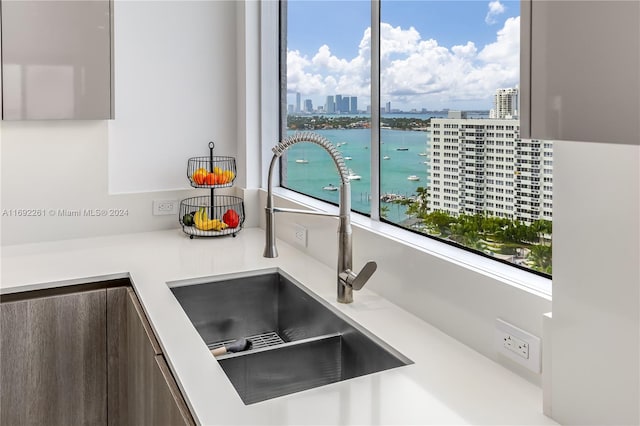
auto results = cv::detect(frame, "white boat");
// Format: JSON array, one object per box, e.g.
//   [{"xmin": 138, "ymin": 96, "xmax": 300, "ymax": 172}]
[
  {"xmin": 295, "ymin": 159, "xmax": 309, "ymax": 164},
  {"xmin": 407, "ymin": 175, "xmax": 420, "ymax": 181},
  {"xmin": 418, "ymin": 152, "xmax": 428, "ymax": 156},
  {"xmin": 347, "ymin": 169, "xmax": 362, "ymax": 180},
  {"xmin": 323, "ymin": 184, "xmax": 338, "ymax": 191},
  {"xmin": 344, "ymin": 156, "xmax": 353, "ymax": 160},
  {"xmin": 383, "ymin": 155, "xmax": 390, "ymax": 160}
]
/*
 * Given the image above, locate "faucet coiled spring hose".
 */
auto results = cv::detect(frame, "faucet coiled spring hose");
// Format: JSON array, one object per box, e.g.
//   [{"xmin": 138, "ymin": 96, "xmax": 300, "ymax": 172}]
[{"xmin": 272, "ymin": 132, "xmax": 350, "ymax": 185}]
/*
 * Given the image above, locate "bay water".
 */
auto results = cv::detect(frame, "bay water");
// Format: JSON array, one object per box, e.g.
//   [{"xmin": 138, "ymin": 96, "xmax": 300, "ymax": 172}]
[{"xmin": 283, "ymin": 128, "xmax": 430, "ymax": 223}]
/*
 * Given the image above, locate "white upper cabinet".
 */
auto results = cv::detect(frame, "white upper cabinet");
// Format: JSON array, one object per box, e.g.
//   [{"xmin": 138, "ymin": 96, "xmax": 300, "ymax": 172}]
[
  {"xmin": 521, "ymin": 0, "xmax": 639, "ymax": 145},
  {"xmin": 1, "ymin": 0, "xmax": 113, "ymax": 120}
]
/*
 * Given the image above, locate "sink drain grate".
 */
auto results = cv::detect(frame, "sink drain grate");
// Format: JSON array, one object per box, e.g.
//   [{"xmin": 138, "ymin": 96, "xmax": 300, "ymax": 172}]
[{"xmin": 208, "ymin": 331, "xmax": 285, "ymax": 352}]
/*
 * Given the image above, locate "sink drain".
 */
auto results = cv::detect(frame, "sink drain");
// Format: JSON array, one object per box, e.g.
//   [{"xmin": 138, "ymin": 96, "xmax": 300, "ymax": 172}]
[{"xmin": 208, "ymin": 331, "xmax": 285, "ymax": 352}]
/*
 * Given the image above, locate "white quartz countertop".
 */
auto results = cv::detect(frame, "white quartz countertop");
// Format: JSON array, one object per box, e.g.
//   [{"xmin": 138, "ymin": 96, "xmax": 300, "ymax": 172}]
[{"xmin": 1, "ymin": 228, "xmax": 556, "ymax": 425}]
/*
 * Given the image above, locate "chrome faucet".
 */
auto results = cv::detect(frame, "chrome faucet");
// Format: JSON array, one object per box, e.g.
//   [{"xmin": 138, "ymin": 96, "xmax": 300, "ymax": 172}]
[{"xmin": 264, "ymin": 132, "xmax": 377, "ymax": 304}]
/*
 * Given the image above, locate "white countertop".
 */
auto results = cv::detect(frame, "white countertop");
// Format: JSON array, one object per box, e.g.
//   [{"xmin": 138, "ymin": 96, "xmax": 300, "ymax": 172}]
[{"xmin": 1, "ymin": 228, "xmax": 556, "ymax": 425}]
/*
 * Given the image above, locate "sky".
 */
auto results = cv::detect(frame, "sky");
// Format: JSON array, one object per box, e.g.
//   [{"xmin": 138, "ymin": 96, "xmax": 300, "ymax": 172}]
[{"xmin": 286, "ymin": 0, "xmax": 520, "ymax": 111}]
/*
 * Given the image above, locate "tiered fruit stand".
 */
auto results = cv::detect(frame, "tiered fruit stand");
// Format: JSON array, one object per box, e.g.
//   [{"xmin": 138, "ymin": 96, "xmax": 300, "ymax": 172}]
[{"xmin": 179, "ymin": 142, "xmax": 245, "ymax": 238}]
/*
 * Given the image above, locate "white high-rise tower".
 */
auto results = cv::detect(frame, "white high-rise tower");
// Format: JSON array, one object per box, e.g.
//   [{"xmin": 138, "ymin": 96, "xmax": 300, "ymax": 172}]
[{"xmin": 490, "ymin": 86, "xmax": 519, "ymax": 119}]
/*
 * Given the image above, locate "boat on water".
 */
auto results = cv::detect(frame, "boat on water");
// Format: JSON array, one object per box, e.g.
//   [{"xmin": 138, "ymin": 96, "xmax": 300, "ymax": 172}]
[
  {"xmin": 396, "ymin": 148, "xmax": 409, "ymax": 151},
  {"xmin": 347, "ymin": 169, "xmax": 362, "ymax": 180},
  {"xmin": 323, "ymin": 184, "xmax": 338, "ymax": 191},
  {"xmin": 344, "ymin": 156, "xmax": 353, "ymax": 160},
  {"xmin": 383, "ymin": 155, "xmax": 390, "ymax": 160},
  {"xmin": 407, "ymin": 175, "xmax": 420, "ymax": 181},
  {"xmin": 295, "ymin": 159, "xmax": 309, "ymax": 164},
  {"xmin": 418, "ymin": 152, "xmax": 428, "ymax": 156}
]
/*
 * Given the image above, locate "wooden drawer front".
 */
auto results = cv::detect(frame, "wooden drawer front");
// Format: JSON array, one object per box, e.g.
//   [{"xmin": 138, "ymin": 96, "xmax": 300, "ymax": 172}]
[{"xmin": 0, "ymin": 289, "xmax": 107, "ymax": 425}]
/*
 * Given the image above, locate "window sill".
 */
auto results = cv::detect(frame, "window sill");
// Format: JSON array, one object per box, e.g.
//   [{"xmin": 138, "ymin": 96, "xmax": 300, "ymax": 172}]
[{"xmin": 269, "ymin": 186, "xmax": 552, "ymax": 300}]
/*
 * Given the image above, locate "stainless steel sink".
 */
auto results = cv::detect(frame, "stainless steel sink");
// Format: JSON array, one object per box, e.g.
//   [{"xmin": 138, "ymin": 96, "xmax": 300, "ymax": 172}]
[{"xmin": 171, "ymin": 271, "xmax": 412, "ymax": 404}]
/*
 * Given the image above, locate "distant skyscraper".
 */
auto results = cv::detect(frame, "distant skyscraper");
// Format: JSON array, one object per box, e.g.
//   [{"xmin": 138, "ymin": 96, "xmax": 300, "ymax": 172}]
[
  {"xmin": 326, "ymin": 96, "xmax": 335, "ymax": 113},
  {"xmin": 385, "ymin": 101, "xmax": 391, "ymax": 113},
  {"xmin": 335, "ymin": 95, "xmax": 343, "ymax": 113},
  {"xmin": 490, "ymin": 86, "xmax": 519, "ymax": 119},
  {"xmin": 341, "ymin": 97, "xmax": 349, "ymax": 113},
  {"xmin": 304, "ymin": 99, "xmax": 313, "ymax": 113},
  {"xmin": 295, "ymin": 92, "xmax": 301, "ymax": 113},
  {"xmin": 350, "ymin": 97, "xmax": 358, "ymax": 113}
]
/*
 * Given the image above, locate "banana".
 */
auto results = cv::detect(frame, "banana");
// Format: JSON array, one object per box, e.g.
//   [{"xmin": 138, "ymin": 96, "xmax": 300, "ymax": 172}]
[{"xmin": 194, "ymin": 208, "xmax": 229, "ymax": 231}]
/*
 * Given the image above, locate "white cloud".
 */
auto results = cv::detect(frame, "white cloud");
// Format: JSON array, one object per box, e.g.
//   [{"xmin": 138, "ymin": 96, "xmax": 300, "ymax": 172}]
[
  {"xmin": 478, "ymin": 16, "xmax": 520, "ymax": 68},
  {"xmin": 380, "ymin": 23, "xmax": 421, "ymax": 59},
  {"xmin": 287, "ymin": 49, "xmax": 327, "ymax": 95},
  {"xmin": 485, "ymin": 1, "xmax": 505, "ymax": 25},
  {"xmin": 288, "ymin": 16, "xmax": 520, "ymax": 111},
  {"xmin": 312, "ymin": 45, "xmax": 350, "ymax": 72}
]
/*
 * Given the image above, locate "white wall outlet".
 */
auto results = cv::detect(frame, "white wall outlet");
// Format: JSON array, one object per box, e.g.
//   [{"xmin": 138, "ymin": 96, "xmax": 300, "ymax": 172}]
[
  {"xmin": 153, "ymin": 200, "xmax": 179, "ymax": 216},
  {"xmin": 495, "ymin": 318, "xmax": 541, "ymax": 373},
  {"xmin": 293, "ymin": 224, "xmax": 307, "ymax": 248}
]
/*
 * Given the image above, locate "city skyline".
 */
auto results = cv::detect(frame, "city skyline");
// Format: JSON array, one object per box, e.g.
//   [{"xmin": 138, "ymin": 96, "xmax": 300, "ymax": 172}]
[{"xmin": 286, "ymin": 0, "xmax": 520, "ymax": 111}]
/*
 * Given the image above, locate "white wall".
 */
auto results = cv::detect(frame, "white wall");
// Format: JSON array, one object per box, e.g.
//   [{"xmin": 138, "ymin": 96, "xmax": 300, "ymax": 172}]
[
  {"xmin": 551, "ymin": 141, "xmax": 639, "ymax": 425},
  {"xmin": 0, "ymin": 121, "xmax": 202, "ymax": 244},
  {"xmin": 108, "ymin": 0, "xmax": 238, "ymax": 193},
  {"xmin": 1, "ymin": 1, "xmax": 239, "ymax": 245}
]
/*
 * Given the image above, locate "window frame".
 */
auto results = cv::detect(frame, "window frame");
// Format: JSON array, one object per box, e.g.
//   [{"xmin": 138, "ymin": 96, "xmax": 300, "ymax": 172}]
[{"xmin": 263, "ymin": 0, "xmax": 552, "ymax": 291}]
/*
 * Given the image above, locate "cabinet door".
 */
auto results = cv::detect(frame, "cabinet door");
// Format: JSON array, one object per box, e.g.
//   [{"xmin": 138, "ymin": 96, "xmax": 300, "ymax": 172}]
[
  {"xmin": 0, "ymin": 289, "xmax": 107, "ymax": 425},
  {"xmin": 1, "ymin": 0, "xmax": 112, "ymax": 120},
  {"xmin": 126, "ymin": 289, "xmax": 194, "ymax": 426},
  {"xmin": 522, "ymin": 0, "xmax": 639, "ymax": 144}
]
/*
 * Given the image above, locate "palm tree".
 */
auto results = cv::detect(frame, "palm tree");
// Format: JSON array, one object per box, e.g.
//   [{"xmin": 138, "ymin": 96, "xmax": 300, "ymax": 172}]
[
  {"xmin": 406, "ymin": 186, "xmax": 429, "ymax": 218},
  {"xmin": 527, "ymin": 244, "xmax": 552, "ymax": 273},
  {"xmin": 530, "ymin": 219, "xmax": 552, "ymax": 244},
  {"xmin": 380, "ymin": 205, "xmax": 390, "ymax": 219}
]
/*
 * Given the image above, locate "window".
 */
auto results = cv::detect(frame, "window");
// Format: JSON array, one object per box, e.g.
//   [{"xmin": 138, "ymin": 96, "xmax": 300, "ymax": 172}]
[{"xmin": 282, "ymin": 0, "xmax": 552, "ymax": 276}]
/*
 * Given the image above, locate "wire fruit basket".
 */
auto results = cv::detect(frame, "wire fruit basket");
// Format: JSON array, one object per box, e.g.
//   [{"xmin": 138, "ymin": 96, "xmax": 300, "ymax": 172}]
[
  {"xmin": 179, "ymin": 195, "xmax": 244, "ymax": 238},
  {"xmin": 180, "ymin": 142, "xmax": 245, "ymax": 238},
  {"xmin": 187, "ymin": 144, "xmax": 237, "ymax": 188}
]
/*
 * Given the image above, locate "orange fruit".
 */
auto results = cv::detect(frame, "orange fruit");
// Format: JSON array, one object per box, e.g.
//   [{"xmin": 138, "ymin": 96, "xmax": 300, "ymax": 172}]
[
  {"xmin": 192, "ymin": 168, "xmax": 208, "ymax": 185},
  {"xmin": 204, "ymin": 172, "xmax": 216, "ymax": 185}
]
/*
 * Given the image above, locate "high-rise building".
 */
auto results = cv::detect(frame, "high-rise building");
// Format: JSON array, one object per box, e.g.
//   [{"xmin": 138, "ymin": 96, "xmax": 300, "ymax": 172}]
[
  {"xmin": 304, "ymin": 99, "xmax": 313, "ymax": 113},
  {"xmin": 385, "ymin": 101, "xmax": 391, "ymax": 113},
  {"xmin": 295, "ymin": 92, "xmax": 301, "ymax": 113},
  {"xmin": 490, "ymin": 86, "xmax": 519, "ymax": 119},
  {"xmin": 326, "ymin": 96, "xmax": 335, "ymax": 113},
  {"xmin": 341, "ymin": 97, "xmax": 349, "ymax": 113},
  {"xmin": 427, "ymin": 117, "xmax": 552, "ymax": 224},
  {"xmin": 335, "ymin": 95, "xmax": 343, "ymax": 113},
  {"xmin": 350, "ymin": 96, "xmax": 358, "ymax": 113}
]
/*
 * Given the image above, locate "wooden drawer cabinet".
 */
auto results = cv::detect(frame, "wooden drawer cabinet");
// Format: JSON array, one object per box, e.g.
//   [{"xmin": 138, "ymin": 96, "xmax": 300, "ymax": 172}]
[
  {"xmin": 0, "ymin": 289, "xmax": 107, "ymax": 425},
  {"xmin": 1, "ymin": 281, "xmax": 193, "ymax": 426},
  {"xmin": 124, "ymin": 288, "xmax": 194, "ymax": 426}
]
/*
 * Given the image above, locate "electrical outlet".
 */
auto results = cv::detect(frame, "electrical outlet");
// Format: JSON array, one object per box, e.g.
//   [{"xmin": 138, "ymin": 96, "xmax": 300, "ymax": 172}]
[
  {"xmin": 293, "ymin": 224, "xmax": 307, "ymax": 248},
  {"xmin": 502, "ymin": 334, "xmax": 529, "ymax": 359},
  {"xmin": 153, "ymin": 200, "xmax": 179, "ymax": 216},
  {"xmin": 495, "ymin": 318, "xmax": 540, "ymax": 372}
]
